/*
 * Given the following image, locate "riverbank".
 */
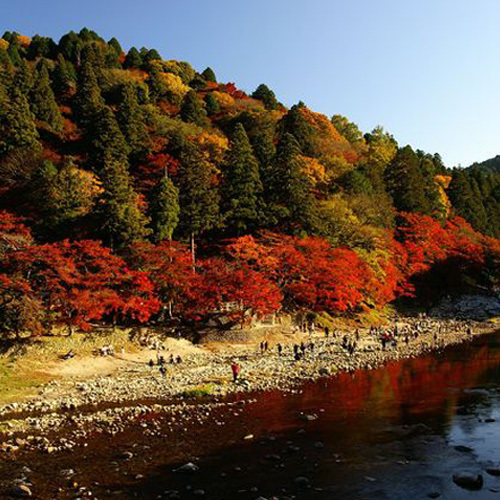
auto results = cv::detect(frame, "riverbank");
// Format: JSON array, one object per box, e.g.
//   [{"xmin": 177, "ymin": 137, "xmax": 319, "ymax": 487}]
[
  {"xmin": 1, "ymin": 318, "xmax": 499, "ymax": 500},
  {"xmin": 0, "ymin": 316, "xmax": 497, "ymax": 459}
]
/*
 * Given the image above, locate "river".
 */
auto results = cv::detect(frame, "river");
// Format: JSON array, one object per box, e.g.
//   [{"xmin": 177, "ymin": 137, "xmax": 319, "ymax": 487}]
[{"xmin": 3, "ymin": 329, "xmax": 500, "ymax": 499}]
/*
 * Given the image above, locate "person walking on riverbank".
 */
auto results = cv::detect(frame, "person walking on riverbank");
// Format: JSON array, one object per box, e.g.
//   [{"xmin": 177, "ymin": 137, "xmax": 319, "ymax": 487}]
[{"xmin": 231, "ymin": 361, "xmax": 241, "ymax": 382}]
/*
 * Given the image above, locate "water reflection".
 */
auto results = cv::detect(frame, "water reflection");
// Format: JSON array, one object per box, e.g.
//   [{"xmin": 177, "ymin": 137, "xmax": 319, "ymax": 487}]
[{"xmin": 135, "ymin": 331, "xmax": 500, "ymax": 499}]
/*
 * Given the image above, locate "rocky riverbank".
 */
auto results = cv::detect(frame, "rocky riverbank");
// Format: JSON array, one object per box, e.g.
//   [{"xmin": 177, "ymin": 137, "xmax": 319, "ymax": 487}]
[{"xmin": 0, "ymin": 316, "xmax": 497, "ymax": 462}]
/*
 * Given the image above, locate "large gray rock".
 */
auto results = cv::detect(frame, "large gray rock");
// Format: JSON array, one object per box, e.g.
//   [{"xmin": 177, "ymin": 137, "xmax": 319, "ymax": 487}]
[
  {"xmin": 452, "ymin": 472, "xmax": 483, "ymax": 490},
  {"xmin": 431, "ymin": 295, "xmax": 500, "ymax": 321},
  {"xmin": 293, "ymin": 476, "xmax": 311, "ymax": 488},
  {"xmin": 486, "ymin": 467, "xmax": 500, "ymax": 476}
]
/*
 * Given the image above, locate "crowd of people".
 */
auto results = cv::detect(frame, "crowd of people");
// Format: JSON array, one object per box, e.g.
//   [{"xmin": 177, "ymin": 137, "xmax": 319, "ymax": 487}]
[
  {"xmin": 144, "ymin": 315, "xmax": 476, "ymax": 383},
  {"xmin": 149, "ymin": 352, "xmax": 184, "ymax": 377},
  {"xmin": 228, "ymin": 316, "xmax": 476, "ymax": 382}
]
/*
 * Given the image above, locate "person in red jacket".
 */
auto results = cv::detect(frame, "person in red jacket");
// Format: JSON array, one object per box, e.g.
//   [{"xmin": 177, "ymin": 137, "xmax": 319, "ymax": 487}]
[{"xmin": 231, "ymin": 361, "xmax": 241, "ymax": 382}]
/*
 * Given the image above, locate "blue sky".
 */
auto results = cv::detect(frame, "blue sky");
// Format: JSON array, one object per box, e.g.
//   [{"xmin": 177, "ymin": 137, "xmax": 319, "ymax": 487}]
[{"xmin": 3, "ymin": 0, "xmax": 500, "ymax": 167}]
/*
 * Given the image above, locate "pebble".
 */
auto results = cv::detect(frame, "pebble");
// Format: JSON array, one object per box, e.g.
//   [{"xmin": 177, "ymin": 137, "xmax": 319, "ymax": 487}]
[{"xmin": 175, "ymin": 462, "xmax": 199, "ymax": 473}]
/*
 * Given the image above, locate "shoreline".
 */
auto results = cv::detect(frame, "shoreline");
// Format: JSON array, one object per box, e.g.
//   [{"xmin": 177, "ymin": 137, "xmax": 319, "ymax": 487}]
[{"xmin": 0, "ymin": 316, "xmax": 498, "ymax": 457}]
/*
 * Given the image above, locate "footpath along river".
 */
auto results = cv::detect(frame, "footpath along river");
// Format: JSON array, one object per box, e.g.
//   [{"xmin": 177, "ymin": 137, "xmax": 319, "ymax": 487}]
[{"xmin": 3, "ymin": 329, "xmax": 500, "ymax": 499}]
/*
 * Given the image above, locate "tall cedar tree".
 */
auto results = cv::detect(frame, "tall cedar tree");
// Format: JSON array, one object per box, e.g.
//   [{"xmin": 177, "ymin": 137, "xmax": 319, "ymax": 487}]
[
  {"xmin": 364, "ymin": 126, "xmax": 398, "ymax": 193},
  {"xmin": 92, "ymin": 107, "xmax": 150, "ymax": 247},
  {"xmin": 384, "ymin": 145, "xmax": 429, "ymax": 214},
  {"xmin": 108, "ymin": 37, "xmax": 123, "ymax": 56},
  {"xmin": 146, "ymin": 66, "xmax": 167, "ymax": 103},
  {"xmin": 180, "ymin": 91, "xmax": 208, "ymax": 127},
  {"xmin": 0, "ymin": 48, "xmax": 14, "ymax": 81},
  {"xmin": 252, "ymin": 84, "xmax": 279, "ymax": 110},
  {"xmin": 17, "ymin": 60, "xmax": 34, "ymax": 95},
  {"xmin": 419, "ymin": 154, "xmax": 445, "ymax": 218},
  {"xmin": 123, "ymin": 47, "xmax": 142, "ymax": 69},
  {"xmin": 7, "ymin": 44, "xmax": 22, "ymax": 67},
  {"xmin": 34, "ymin": 159, "xmax": 96, "ymax": 235},
  {"xmin": 52, "ymin": 54, "xmax": 74, "ymax": 98},
  {"xmin": 448, "ymin": 170, "xmax": 488, "ymax": 233},
  {"xmin": 279, "ymin": 103, "xmax": 315, "ymax": 156},
  {"xmin": 30, "ymin": 61, "xmax": 64, "ymax": 131},
  {"xmin": 177, "ymin": 144, "xmax": 220, "ymax": 262},
  {"xmin": 223, "ymin": 123, "xmax": 264, "ymax": 235},
  {"xmin": 29, "ymin": 35, "xmax": 57, "ymax": 59},
  {"xmin": 88, "ymin": 105, "xmax": 130, "ymax": 170},
  {"xmin": 142, "ymin": 49, "xmax": 161, "ymax": 67},
  {"xmin": 204, "ymin": 93, "xmax": 220, "ymax": 116},
  {"xmin": 74, "ymin": 61, "xmax": 104, "ymax": 130},
  {"xmin": 0, "ymin": 86, "xmax": 40, "ymax": 154},
  {"xmin": 149, "ymin": 174, "xmax": 180, "ymax": 242},
  {"xmin": 201, "ymin": 67, "xmax": 217, "ymax": 82},
  {"xmin": 251, "ymin": 128, "xmax": 276, "ymax": 192},
  {"xmin": 58, "ymin": 31, "xmax": 83, "ymax": 65},
  {"xmin": 270, "ymin": 132, "xmax": 316, "ymax": 232},
  {"xmin": 116, "ymin": 83, "xmax": 150, "ymax": 163}
]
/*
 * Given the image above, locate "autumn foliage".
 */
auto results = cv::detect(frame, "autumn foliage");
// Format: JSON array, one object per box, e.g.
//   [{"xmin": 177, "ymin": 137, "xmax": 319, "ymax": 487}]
[
  {"xmin": 0, "ymin": 208, "xmax": 498, "ymax": 337},
  {"xmin": 0, "ymin": 29, "xmax": 499, "ymax": 338}
]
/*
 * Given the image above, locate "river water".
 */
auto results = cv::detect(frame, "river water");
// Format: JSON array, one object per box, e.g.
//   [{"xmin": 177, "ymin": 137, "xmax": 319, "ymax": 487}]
[{"xmin": 4, "ymin": 330, "xmax": 500, "ymax": 499}]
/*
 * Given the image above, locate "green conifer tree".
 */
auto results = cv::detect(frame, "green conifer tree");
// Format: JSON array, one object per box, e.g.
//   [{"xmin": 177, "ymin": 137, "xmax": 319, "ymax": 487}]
[
  {"xmin": 52, "ymin": 54, "xmax": 75, "ymax": 97},
  {"xmin": 419, "ymin": 155, "xmax": 445, "ymax": 218},
  {"xmin": 146, "ymin": 65, "xmax": 167, "ymax": 102},
  {"xmin": 384, "ymin": 145, "xmax": 429, "ymax": 214},
  {"xmin": 223, "ymin": 123, "xmax": 264, "ymax": 235},
  {"xmin": 269, "ymin": 132, "xmax": 316, "ymax": 231},
  {"xmin": 204, "ymin": 93, "xmax": 220, "ymax": 116},
  {"xmin": 31, "ymin": 61, "xmax": 64, "ymax": 131},
  {"xmin": 177, "ymin": 144, "xmax": 220, "ymax": 262},
  {"xmin": 58, "ymin": 31, "xmax": 83, "ymax": 64},
  {"xmin": 116, "ymin": 83, "xmax": 150, "ymax": 162},
  {"xmin": 252, "ymin": 83, "xmax": 278, "ymax": 110},
  {"xmin": 74, "ymin": 60, "xmax": 105, "ymax": 129},
  {"xmin": 180, "ymin": 90, "xmax": 208, "ymax": 126},
  {"xmin": 17, "ymin": 60, "xmax": 34, "ymax": 95},
  {"xmin": 201, "ymin": 67, "xmax": 217, "ymax": 82},
  {"xmin": 0, "ymin": 87, "xmax": 40, "ymax": 154},
  {"xmin": 123, "ymin": 47, "xmax": 142, "ymax": 69},
  {"xmin": 7, "ymin": 44, "xmax": 22, "ymax": 66},
  {"xmin": 88, "ymin": 107, "xmax": 149, "ymax": 247},
  {"xmin": 279, "ymin": 102, "xmax": 315, "ymax": 155},
  {"xmin": 0, "ymin": 48, "xmax": 14, "ymax": 80},
  {"xmin": 448, "ymin": 170, "xmax": 489, "ymax": 232},
  {"xmin": 88, "ymin": 106, "xmax": 130, "ymax": 169},
  {"xmin": 149, "ymin": 174, "xmax": 180, "ymax": 242},
  {"xmin": 108, "ymin": 37, "xmax": 123, "ymax": 56}
]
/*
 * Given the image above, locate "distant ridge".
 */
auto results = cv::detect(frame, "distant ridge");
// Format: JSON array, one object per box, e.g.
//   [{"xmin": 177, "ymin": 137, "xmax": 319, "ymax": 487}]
[{"xmin": 467, "ymin": 155, "xmax": 500, "ymax": 174}]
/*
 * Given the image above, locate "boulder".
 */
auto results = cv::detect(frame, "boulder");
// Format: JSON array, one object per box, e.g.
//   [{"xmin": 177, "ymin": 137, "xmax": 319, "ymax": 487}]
[
  {"xmin": 452, "ymin": 473, "xmax": 483, "ymax": 490},
  {"xmin": 293, "ymin": 476, "xmax": 310, "ymax": 488}
]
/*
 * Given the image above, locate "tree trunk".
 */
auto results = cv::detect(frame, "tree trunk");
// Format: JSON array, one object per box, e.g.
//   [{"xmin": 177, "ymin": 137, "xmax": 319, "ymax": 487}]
[{"xmin": 190, "ymin": 232, "xmax": 196, "ymax": 270}]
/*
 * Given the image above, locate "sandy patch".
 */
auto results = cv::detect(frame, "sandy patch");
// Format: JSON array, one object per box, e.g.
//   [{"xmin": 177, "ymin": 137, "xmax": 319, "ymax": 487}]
[{"xmin": 45, "ymin": 338, "xmax": 208, "ymax": 379}]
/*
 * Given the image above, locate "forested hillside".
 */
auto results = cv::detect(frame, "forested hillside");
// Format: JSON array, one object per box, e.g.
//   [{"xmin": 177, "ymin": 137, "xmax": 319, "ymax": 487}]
[
  {"xmin": 447, "ymin": 156, "xmax": 500, "ymax": 238},
  {"xmin": 0, "ymin": 28, "xmax": 498, "ymax": 336}
]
